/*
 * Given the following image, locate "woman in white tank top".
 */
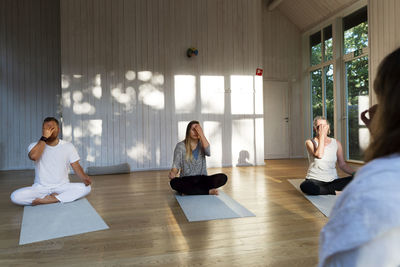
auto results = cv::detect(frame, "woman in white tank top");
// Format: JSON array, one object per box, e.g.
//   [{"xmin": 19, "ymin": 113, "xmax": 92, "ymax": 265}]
[{"xmin": 300, "ymin": 116, "xmax": 356, "ymax": 195}]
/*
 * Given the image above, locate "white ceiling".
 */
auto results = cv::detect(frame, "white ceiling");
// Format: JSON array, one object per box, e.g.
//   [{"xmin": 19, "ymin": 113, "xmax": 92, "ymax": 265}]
[{"xmin": 269, "ymin": 0, "xmax": 359, "ymax": 32}]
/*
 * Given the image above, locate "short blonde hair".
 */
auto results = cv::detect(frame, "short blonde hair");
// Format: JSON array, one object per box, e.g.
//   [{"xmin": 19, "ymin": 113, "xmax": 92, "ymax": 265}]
[{"xmin": 313, "ymin": 116, "xmax": 330, "ymax": 136}]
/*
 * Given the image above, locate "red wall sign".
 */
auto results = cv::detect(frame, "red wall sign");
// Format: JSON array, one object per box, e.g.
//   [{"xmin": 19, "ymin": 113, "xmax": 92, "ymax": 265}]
[{"xmin": 256, "ymin": 68, "xmax": 263, "ymax": 76}]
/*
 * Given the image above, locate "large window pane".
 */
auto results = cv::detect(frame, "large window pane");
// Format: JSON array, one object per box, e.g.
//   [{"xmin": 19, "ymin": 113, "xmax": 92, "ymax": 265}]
[
  {"xmin": 324, "ymin": 65, "xmax": 334, "ymax": 137},
  {"xmin": 345, "ymin": 56, "xmax": 369, "ymax": 160},
  {"xmin": 310, "ymin": 31, "xmax": 322, "ymax": 66},
  {"xmin": 311, "ymin": 69, "xmax": 323, "ymax": 123},
  {"xmin": 324, "ymin": 26, "xmax": 333, "ymax": 61},
  {"xmin": 343, "ymin": 7, "xmax": 368, "ymax": 54}
]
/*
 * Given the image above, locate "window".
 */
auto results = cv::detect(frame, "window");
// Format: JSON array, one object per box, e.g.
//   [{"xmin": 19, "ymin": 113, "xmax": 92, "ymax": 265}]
[
  {"xmin": 306, "ymin": 5, "xmax": 369, "ymax": 162},
  {"xmin": 323, "ymin": 26, "xmax": 333, "ymax": 61},
  {"xmin": 309, "ymin": 25, "xmax": 334, "ymax": 137},
  {"xmin": 310, "ymin": 31, "xmax": 322, "ymax": 66},
  {"xmin": 343, "ymin": 6, "xmax": 368, "ymax": 55},
  {"xmin": 311, "ymin": 69, "xmax": 323, "ymax": 118},
  {"xmin": 343, "ymin": 7, "xmax": 369, "ymax": 161}
]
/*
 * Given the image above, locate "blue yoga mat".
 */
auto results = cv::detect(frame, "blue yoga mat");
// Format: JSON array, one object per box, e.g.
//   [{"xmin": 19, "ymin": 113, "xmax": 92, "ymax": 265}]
[
  {"xmin": 175, "ymin": 191, "xmax": 255, "ymax": 222},
  {"xmin": 288, "ymin": 179, "xmax": 337, "ymax": 217},
  {"xmin": 19, "ymin": 198, "xmax": 109, "ymax": 245}
]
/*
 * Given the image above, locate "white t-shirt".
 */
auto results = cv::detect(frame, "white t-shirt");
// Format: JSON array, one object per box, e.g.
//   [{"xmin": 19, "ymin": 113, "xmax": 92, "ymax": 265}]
[{"xmin": 28, "ymin": 139, "xmax": 80, "ymax": 186}]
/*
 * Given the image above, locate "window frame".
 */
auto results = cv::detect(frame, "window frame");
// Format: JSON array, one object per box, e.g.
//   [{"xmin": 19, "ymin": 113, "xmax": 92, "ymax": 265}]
[
  {"xmin": 342, "ymin": 25, "xmax": 369, "ymax": 163},
  {"xmin": 302, "ymin": 0, "xmax": 369, "ymax": 163}
]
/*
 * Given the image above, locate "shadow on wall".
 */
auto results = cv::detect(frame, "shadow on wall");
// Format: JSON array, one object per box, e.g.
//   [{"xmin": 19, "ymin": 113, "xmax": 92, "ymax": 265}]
[
  {"xmin": 61, "ymin": 71, "xmax": 264, "ymax": 170},
  {"xmin": 236, "ymin": 150, "xmax": 253, "ymax": 167}
]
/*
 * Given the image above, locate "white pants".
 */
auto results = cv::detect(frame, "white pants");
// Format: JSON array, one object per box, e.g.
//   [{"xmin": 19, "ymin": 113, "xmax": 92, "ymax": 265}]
[{"xmin": 10, "ymin": 183, "xmax": 91, "ymax": 206}]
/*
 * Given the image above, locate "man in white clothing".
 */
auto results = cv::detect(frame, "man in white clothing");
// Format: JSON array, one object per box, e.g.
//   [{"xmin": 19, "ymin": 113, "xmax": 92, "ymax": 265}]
[{"xmin": 10, "ymin": 117, "xmax": 92, "ymax": 206}]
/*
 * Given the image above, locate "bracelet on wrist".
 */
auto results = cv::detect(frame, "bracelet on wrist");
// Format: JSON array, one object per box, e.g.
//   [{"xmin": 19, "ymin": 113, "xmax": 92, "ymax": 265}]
[{"xmin": 40, "ymin": 136, "xmax": 48, "ymax": 142}]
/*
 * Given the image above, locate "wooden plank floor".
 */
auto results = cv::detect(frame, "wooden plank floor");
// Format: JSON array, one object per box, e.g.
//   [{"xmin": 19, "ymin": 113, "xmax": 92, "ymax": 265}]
[{"xmin": 0, "ymin": 159, "xmax": 360, "ymax": 266}]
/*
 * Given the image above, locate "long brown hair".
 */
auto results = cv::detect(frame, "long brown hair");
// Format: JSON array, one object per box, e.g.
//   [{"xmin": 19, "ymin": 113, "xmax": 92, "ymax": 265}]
[
  {"xmin": 364, "ymin": 47, "xmax": 400, "ymax": 162},
  {"xmin": 184, "ymin": 120, "xmax": 199, "ymax": 161}
]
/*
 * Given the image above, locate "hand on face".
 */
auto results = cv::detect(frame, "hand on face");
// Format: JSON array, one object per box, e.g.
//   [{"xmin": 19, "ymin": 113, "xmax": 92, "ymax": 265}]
[
  {"xmin": 361, "ymin": 104, "xmax": 378, "ymax": 130},
  {"xmin": 42, "ymin": 122, "xmax": 59, "ymax": 141},
  {"xmin": 193, "ymin": 124, "xmax": 204, "ymax": 137},
  {"xmin": 43, "ymin": 126, "xmax": 55, "ymax": 138},
  {"xmin": 317, "ymin": 123, "xmax": 329, "ymax": 137},
  {"xmin": 189, "ymin": 124, "xmax": 201, "ymax": 140}
]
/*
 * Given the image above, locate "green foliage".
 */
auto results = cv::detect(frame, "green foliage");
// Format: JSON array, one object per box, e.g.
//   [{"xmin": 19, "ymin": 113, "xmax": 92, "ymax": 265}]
[
  {"xmin": 344, "ymin": 22, "xmax": 369, "ymax": 160},
  {"xmin": 311, "ymin": 69, "xmax": 323, "ymax": 122},
  {"xmin": 344, "ymin": 22, "xmax": 368, "ymax": 54},
  {"xmin": 325, "ymin": 65, "xmax": 334, "ymax": 136},
  {"xmin": 310, "ymin": 66, "xmax": 335, "ymax": 137},
  {"xmin": 324, "ymin": 39, "xmax": 333, "ymax": 61},
  {"xmin": 311, "ymin": 44, "xmax": 322, "ymax": 66}
]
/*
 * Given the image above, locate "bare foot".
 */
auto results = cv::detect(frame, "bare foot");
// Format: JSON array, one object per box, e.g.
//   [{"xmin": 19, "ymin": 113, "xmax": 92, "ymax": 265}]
[
  {"xmin": 32, "ymin": 198, "xmax": 42, "ymax": 206},
  {"xmin": 32, "ymin": 194, "xmax": 60, "ymax": 206},
  {"xmin": 335, "ymin": 190, "xmax": 342, "ymax": 196},
  {"xmin": 209, "ymin": 189, "xmax": 219, "ymax": 195}
]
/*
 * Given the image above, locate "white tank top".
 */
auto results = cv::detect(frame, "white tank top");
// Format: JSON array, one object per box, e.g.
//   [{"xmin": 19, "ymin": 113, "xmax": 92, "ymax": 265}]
[{"xmin": 306, "ymin": 138, "xmax": 338, "ymax": 182}]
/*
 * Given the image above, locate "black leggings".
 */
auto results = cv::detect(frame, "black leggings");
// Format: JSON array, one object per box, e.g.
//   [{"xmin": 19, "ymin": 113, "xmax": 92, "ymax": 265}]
[
  {"xmin": 170, "ymin": 173, "xmax": 228, "ymax": 195},
  {"xmin": 300, "ymin": 176, "xmax": 353, "ymax": 195}
]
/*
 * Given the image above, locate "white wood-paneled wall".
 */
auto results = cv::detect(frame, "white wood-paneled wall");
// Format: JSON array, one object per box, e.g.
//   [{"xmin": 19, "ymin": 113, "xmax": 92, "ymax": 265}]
[
  {"xmin": 262, "ymin": 9, "xmax": 303, "ymax": 157},
  {"xmin": 0, "ymin": 0, "xmax": 61, "ymax": 170},
  {"xmin": 61, "ymin": 0, "xmax": 264, "ymax": 171},
  {"xmin": 369, "ymin": 0, "xmax": 400, "ymax": 104}
]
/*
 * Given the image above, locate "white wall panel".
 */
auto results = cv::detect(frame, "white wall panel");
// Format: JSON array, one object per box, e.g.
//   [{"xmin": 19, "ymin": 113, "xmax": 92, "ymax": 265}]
[
  {"xmin": 0, "ymin": 0, "xmax": 61, "ymax": 170},
  {"xmin": 0, "ymin": 0, "xmax": 307, "ymax": 170},
  {"xmin": 369, "ymin": 0, "xmax": 400, "ymax": 104},
  {"xmin": 262, "ymin": 8, "xmax": 303, "ymax": 158},
  {"xmin": 61, "ymin": 0, "xmax": 264, "ymax": 171}
]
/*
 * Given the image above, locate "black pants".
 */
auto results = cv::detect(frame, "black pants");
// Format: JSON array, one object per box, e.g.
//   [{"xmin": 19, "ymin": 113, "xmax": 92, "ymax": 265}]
[
  {"xmin": 170, "ymin": 173, "xmax": 228, "ymax": 195},
  {"xmin": 300, "ymin": 176, "xmax": 353, "ymax": 195}
]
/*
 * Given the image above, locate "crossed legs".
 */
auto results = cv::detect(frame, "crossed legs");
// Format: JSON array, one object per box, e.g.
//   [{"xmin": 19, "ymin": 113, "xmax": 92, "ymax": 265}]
[
  {"xmin": 10, "ymin": 183, "xmax": 91, "ymax": 206},
  {"xmin": 300, "ymin": 176, "xmax": 353, "ymax": 195},
  {"xmin": 170, "ymin": 173, "xmax": 228, "ymax": 195}
]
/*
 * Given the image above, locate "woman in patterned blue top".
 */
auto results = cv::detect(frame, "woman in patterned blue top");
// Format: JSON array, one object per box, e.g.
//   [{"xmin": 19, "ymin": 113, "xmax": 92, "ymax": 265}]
[{"xmin": 169, "ymin": 120, "xmax": 227, "ymax": 195}]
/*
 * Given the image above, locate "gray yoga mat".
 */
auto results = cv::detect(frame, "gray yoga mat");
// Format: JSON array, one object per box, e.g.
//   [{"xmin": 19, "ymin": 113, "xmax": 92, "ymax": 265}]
[
  {"xmin": 175, "ymin": 191, "xmax": 255, "ymax": 222},
  {"xmin": 19, "ymin": 198, "xmax": 109, "ymax": 245},
  {"xmin": 288, "ymin": 179, "xmax": 337, "ymax": 217}
]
